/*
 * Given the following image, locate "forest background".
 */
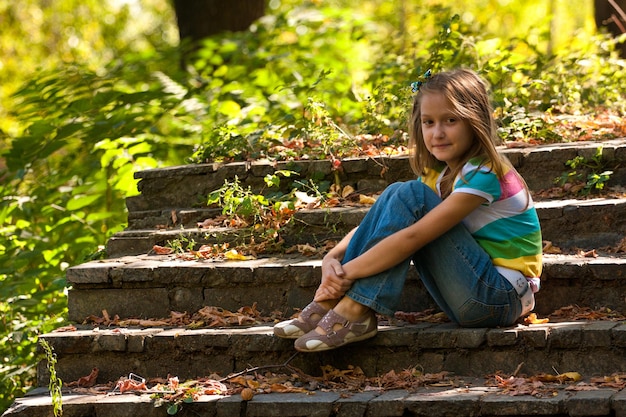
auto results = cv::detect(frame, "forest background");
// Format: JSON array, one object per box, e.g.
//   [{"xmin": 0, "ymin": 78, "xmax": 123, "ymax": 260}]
[{"xmin": 1, "ymin": 0, "xmax": 625, "ymax": 413}]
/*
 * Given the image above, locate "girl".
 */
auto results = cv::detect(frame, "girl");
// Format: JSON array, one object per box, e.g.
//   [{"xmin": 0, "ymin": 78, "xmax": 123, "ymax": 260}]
[{"xmin": 274, "ymin": 68, "xmax": 543, "ymax": 353}]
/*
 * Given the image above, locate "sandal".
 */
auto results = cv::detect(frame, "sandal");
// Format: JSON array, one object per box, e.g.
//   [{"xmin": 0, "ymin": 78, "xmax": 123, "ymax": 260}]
[
  {"xmin": 273, "ymin": 301, "xmax": 329, "ymax": 339},
  {"xmin": 294, "ymin": 308, "xmax": 378, "ymax": 352}
]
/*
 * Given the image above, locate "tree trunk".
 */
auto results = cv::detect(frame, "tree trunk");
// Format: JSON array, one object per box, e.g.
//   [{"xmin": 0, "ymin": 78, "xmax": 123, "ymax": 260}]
[
  {"xmin": 594, "ymin": 0, "xmax": 626, "ymax": 57},
  {"xmin": 173, "ymin": 0, "xmax": 265, "ymax": 42}
]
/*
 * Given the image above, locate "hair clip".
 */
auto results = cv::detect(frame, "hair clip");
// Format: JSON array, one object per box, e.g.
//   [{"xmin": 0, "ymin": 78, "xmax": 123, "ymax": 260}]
[{"xmin": 410, "ymin": 69, "xmax": 432, "ymax": 93}]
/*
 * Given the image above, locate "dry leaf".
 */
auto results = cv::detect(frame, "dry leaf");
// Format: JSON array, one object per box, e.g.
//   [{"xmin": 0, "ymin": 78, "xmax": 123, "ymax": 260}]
[
  {"xmin": 614, "ymin": 237, "xmax": 626, "ymax": 253},
  {"xmin": 270, "ymin": 383, "xmax": 309, "ymax": 393},
  {"xmin": 296, "ymin": 243, "xmax": 318, "ymax": 256},
  {"xmin": 341, "ymin": 185, "xmax": 355, "ymax": 198},
  {"xmin": 224, "ymin": 249, "xmax": 253, "ymax": 261},
  {"xmin": 152, "ymin": 245, "xmax": 173, "ymax": 255},
  {"xmin": 578, "ymin": 249, "xmax": 598, "ymax": 258},
  {"xmin": 542, "ymin": 241, "xmax": 562, "ymax": 254},
  {"xmin": 359, "ymin": 195, "xmax": 376, "ymax": 205},
  {"xmin": 536, "ymin": 372, "xmax": 582, "ymax": 383},
  {"xmin": 67, "ymin": 368, "xmax": 99, "ymax": 387},
  {"xmin": 53, "ymin": 325, "xmax": 78, "ymax": 332},
  {"xmin": 116, "ymin": 378, "xmax": 147, "ymax": 393},
  {"xmin": 197, "ymin": 218, "xmax": 221, "ymax": 228},
  {"xmin": 524, "ymin": 313, "xmax": 550, "ymax": 324},
  {"xmin": 117, "ymin": 318, "xmax": 170, "ymax": 327}
]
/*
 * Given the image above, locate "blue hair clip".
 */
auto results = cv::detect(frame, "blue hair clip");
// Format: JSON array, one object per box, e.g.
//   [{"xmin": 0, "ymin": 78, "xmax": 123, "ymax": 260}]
[{"xmin": 410, "ymin": 69, "xmax": 432, "ymax": 93}]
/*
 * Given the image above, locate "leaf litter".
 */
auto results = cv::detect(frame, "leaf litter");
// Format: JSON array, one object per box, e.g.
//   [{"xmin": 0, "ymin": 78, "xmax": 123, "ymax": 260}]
[
  {"xmin": 70, "ymin": 135, "xmax": 626, "ymax": 408},
  {"xmin": 66, "ymin": 302, "xmax": 626, "ymax": 409},
  {"xmin": 63, "ymin": 358, "xmax": 626, "ymax": 412}
]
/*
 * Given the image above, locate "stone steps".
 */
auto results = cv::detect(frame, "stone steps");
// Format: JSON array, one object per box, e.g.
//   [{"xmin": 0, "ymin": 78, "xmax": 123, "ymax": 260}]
[
  {"xmin": 7, "ymin": 382, "xmax": 626, "ymax": 417},
  {"xmin": 37, "ymin": 319, "xmax": 626, "ymax": 385},
  {"xmin": 123, "ymin": 139, "xmax": 626, "ymax": 233},
  {"xmin": 4, "ymin": 139, "xmax": 626, "ymax": 417},
  {"xmin": 65, "ymin": 252, "xmax": 626, "ymax": 323},
  {"xmin": 106, "ymin": 197, "xmax": 626, "ymax": 258}
]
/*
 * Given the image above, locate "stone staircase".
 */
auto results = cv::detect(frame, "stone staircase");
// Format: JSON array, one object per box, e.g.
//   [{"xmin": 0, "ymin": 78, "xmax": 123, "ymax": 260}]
[{"xmin": 4, "ymin": 139, "xmax": 626, "ymax": 417}]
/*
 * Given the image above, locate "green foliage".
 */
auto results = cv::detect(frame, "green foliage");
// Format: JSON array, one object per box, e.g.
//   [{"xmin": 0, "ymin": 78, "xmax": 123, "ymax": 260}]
[
  {"xmin": 39, "ymin": 340, "xmax": 63, "ymax": 417},
  {"xmin": 178, "ymin": 3, "xmax": 626, "ymax": 162},
  {"xmin": 208, "ymin": 177, "xmax": 270, "ymax": 221},
  {"xmin": 0, "ymin": 4, "xmax": 181, "ymax": 412},
  {"xmin": 207, "ymin": 174, "xmax": 296, "ymax": 225},
  {"xmin": 557, "ymin": 147, "xmax": 615, "ymax": 194},
  {"xmin": 166, "ymin": 231, "xmax": 198, "ymax": 255},
  {"xmin": 0, "ymin": 0, "xmax": 177, "ymax": 135},
  {"xmin": 497, "ymin": 105, "xmax": 563, "ymax": 143}
]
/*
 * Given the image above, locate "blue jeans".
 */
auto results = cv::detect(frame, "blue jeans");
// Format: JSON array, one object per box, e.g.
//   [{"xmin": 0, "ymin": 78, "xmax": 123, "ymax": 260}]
[{"xmin": 343, "ymin": 180, "xmax": 523, "ymax": 327}]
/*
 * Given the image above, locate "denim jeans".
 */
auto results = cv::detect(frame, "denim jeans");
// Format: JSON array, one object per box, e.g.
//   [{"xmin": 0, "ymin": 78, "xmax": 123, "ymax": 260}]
[{"xmin": 343, "ymin": 180, "xmax": 523, "ymax": 327}]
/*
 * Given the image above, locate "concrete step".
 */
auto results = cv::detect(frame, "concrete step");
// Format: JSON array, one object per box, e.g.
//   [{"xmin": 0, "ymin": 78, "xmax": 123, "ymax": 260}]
[
  {"xmin": 6, "ymin": 380, "xmax": 626, "ymax": 417},
  {"xmin": 36, "ymin": 320, "xmax": 626, "ymax": 393},
  {"xmin": 6, "ymin": 141, "xmax": 626, "ymax": 417},
  {"xmin": 106, "ymin": 197, "xmax": 626, "ymax": 258},
  {"xmin": 66, "ymin": 252, "xmax": 626, "ymax": 323},
  {"xmin": 123, "ymin": 139, "xmax": 626, "ymax": 231}
]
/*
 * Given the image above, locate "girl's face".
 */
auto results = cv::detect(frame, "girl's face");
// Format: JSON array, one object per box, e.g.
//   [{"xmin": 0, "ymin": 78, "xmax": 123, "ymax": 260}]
[{"xmin": 420, "ymin": 91, "xmax": 474, "ymax": 169}]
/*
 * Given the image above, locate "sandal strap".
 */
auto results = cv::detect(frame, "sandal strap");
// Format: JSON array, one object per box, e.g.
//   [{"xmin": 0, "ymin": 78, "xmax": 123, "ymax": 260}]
[
  {"xmin": 291, "ymin": 302, "xmax": 328, "ymax": 332},
  {"xmin": 317, "ymin": 310, "xmax": 372, "ymax": 345},
  {"xmin": 300, "ymin": 301, "xmax": 328, "ymax": 322}
]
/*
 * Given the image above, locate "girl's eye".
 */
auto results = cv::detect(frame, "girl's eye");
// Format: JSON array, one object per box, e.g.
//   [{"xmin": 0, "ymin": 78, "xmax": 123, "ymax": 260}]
[
  {"xmin": 447, "ymin": 118, "xmax": 457, "ymax": 123},
  {"xmin": 422, "ymin": 120, "xmax": 433, "ymax": 125}
]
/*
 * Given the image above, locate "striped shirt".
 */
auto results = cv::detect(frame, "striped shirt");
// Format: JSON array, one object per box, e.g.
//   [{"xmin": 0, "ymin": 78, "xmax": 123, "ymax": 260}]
[{"xmin": 420, "ymin": 158, "xmax": 543, "ymax": 279}]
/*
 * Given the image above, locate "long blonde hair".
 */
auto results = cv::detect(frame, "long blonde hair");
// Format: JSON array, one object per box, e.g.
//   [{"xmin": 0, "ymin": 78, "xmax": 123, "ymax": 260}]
[{"xmin": 408, "ymin": 68, "xmax": 516, "ymax": 196}]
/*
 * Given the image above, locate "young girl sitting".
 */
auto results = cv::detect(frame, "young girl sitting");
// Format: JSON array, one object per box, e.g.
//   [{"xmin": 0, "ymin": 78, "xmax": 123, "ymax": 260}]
[{"xmin": 274, "ymin": 68, "xmax": 543, "ymax": 353}]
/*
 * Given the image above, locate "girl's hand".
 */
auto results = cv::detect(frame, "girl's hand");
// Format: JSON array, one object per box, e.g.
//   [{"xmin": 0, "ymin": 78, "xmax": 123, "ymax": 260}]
[{"xmin": 314, "ymin": 256, "xmax": 352, "ymax": 302}]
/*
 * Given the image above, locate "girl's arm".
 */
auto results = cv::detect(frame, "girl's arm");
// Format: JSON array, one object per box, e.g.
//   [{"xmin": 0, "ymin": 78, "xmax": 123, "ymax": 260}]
[{"xmin": 340, "ymin": 192, "xmax": 486, "ymax": 280}]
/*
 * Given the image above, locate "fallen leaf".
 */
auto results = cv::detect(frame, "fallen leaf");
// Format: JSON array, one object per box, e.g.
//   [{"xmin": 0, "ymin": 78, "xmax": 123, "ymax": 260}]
[
  {"xmin": 116, "ymin": 378, "xmax": 147, "ymax": 393},
  {"xmin": 536, "ymin": 372, "xmax": 582, "ymax": 383},
  {"xmin": 53, "ymin": 325, "xmax": 78, "ymax": 332},
  {"xmin": 295, "ymin": 243, "xmax": 318, "ymax": 256},
  {"xmin": 269, "ymin": 383, "xmax": 309, "ymax": 393},
  {"xmin": 117, "ymin": 318, "xmax": 170, "ymax": 327},
  {"xmin": 542, "ymin": 241, "xmax": 561, "ymax": 254},
  {"xmin": 197, "ymin": 218, "xmax": 221, "ymax": 228},
  {"xmin": 67, "ymin": 368, "xmax": 99, "ymax": 387},
  {"xmin": 152, "ymin": 245, "xmax": 173, "ymax": 255},
  {"xmin": 341, "ymin": 185, "xmax": 355, "ymax": 198},
  {"xmin": 224, "ymin": 249, "xmax": 253, "ymax": 260},
  {"xmin": 524, "ymin": 313, "xmax": 550, "ymax": 324},
  {"xmin": 578, "ymin": 249, "xmax": 598, "ymax": 258},
  {"xmin": 359, "ymin": 195, "xmax": 376, "ymax": 205}
]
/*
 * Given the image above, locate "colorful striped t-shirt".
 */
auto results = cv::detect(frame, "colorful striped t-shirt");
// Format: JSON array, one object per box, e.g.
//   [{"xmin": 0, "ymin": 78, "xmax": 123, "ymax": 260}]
[{"xmin": 419, "ymin": 158, "xmax": 543, "ymax": 279}]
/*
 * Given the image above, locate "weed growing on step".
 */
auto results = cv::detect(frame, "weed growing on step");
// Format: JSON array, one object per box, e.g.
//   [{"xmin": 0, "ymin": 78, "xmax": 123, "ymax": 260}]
[
  {"xmin": 556, "ymin": 147, "xmax": 614, "ymax": 195},
  {"xmin": 203, "ymin": 172, "xmax": 302, "ymax": 253},
  {"xmin": 167, "ymin": 229, "xmax": 197, "ymax": 255},
  {"xmin": 39, "ymin": 339, "xmax": 62, "ymax": 417}
]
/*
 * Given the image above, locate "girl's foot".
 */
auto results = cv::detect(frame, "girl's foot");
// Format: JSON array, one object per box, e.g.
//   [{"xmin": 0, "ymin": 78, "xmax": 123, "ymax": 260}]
[
  {"xmin": 294, "ymin": 306, "xmax": 378, "ymax": 352},
  {"xmin": 274, "ymin": 301, "xmax": 335, "ymax": 339}
]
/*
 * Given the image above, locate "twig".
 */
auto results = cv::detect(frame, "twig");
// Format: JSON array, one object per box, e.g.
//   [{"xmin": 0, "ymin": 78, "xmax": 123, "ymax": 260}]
[
  {"xmin": 609, "ymin": 0, "xmax": 626, "ymax": 29},
  {"xmin": 219, "ymin": 352, "xmax": 315, "ymax": 383}
]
